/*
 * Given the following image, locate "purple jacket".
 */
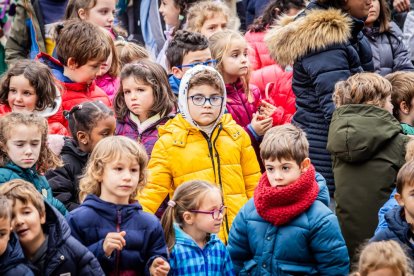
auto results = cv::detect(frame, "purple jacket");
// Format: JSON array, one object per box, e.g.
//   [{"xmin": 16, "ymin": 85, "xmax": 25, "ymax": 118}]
[
  {"xmin": 226, "ymin": 80, "xmax": 262, "ymax": 170},
  {"xmin": 115, "ymin": 113, "xmax": 175, "ymax": 158},
  {"xmin": 226, "ymin": 79, "xmax": 261, "ymax": 140}
]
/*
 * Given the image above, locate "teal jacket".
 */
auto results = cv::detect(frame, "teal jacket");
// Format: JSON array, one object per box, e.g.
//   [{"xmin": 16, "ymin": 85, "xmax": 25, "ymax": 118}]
[{"xmin": 0, "ymin": 162, "xmax": 67, "ymax": 215}]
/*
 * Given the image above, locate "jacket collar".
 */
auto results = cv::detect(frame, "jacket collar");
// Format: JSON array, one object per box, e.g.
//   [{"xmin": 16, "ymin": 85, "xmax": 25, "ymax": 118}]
[
  {"xmin": 265, "ymin": 1, "xmax": 353, "ymax": 67},
  {"xmin": 82, "ymin": 194, "xmax": 142, "ymax": 222},
  {"xmin": 174, "ymin": 224, "xmax": 220, "ymax": 249}
]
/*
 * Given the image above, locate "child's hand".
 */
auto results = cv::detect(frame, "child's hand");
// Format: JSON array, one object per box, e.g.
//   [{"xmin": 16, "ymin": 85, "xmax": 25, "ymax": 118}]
[
  {"xmin": 149, "ymin": 257, "xmax": 170, "ymax": 276},
  {"xmin": 103, "ymin": 231, "xmax": 126, "ymax": 257},
  {"xmin": 251, "ymin": 112, "xmax": 273, "ymax": 136},
  {"xmin": 260, "ymin": 100, "xmax": 277, "ymax": 118}
]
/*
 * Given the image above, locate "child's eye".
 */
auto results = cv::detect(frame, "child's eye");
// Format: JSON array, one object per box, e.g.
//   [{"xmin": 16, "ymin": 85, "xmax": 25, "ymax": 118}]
[
  {"xmin": 99, "ymin": 9, "xmax": 109, "ymax": 15},
  {"xmin": 282, "ymin": 166, "xmax": 290, "ymax": 171},
  {"xmin": 124, "ymin": 90, "xmax": 131, "ymax": 94},
  {"xmin": 115, "ymin": 167, "xmax": 123, "ymax": 171},
  {"xmin": 208, "ymin": 26, "xmax": 216, "ymax": 31},
  {"xmin": 266, "ymin": 167, "xmax": 274, "ymax": 172},
  {"xmin": 31, "ymin": 142, "xmax": 39, "ymax": 146},
  {"xmin": 23, "ymin": 91, "xmax": 33, "ymax": 96},
  {"xmin": 9, "ymin": 89, "xmax": 17, "ymax": 94},
  {"xmin": 131, "ymin": 168, "xmax": 139, "ymax": 173}
]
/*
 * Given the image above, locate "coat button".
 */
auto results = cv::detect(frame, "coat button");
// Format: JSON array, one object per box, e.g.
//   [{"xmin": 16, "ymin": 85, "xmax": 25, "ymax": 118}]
[
  {"xmin": 267, "ymin": 236, "xmax": 271, "ymax": 240},
  {"xmin": 262, "ymin": 264, "xmax": 266, "ymax": 268},
  {"xmin": 60, "ymin": 255, "xmax": 65, "ymax": 260}
]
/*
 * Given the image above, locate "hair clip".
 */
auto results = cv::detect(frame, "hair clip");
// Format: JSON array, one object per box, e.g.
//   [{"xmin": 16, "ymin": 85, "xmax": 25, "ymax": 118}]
[
  {"xmin": 167, "ymin": 200, "xmax": 176, "ymax": 207},
  {"xmin": 132, "ymin": 62, "xmax": 149, "ymax": 69},
  {"xmin": 63, "ymin": 110, "xmax": 70, "ymax": 120},
  {"xmin": 178, "ymin": 14, "xmax": 185, "ymax": 21}
]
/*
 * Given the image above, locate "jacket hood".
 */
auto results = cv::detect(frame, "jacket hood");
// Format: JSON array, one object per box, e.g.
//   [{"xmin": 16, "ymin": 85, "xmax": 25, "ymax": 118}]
[
  {"xmin": 178, "ymin": 65, "xmax": 227, "ymax": 133},
  {"xmin": 44, "ymin": 201, "xmax": 71, "ymax": 247},
  {"xmin": 0, "ymin": 233, "xmax": 28, "ymax": 272},
  {"xmin": 265, "ymin": 1, "xmax": 353, "ymax": 67},
  {"xmin": 327, "ymin": 105, "xmax": 402, "ymax": 163},
  {"xmin": 385, "ymin": 206, "xmax": 412, "ymax": 246},
  {"xmin": 174, "ymin": 224, "xmax": 220, "ymax": 248},
  {"xmin": 61, "ymin": 137, "xmax": 89, "ymax": 162},
  {"xmin": 82, "ymin": 194, "xmax": 142, "ymax": 222}
]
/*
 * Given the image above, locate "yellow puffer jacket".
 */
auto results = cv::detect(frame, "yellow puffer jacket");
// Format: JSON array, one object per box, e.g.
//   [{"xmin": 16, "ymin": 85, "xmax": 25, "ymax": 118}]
[{"xmin": 138, "ymin": 113, "xmax": 261, "ymax": 242}]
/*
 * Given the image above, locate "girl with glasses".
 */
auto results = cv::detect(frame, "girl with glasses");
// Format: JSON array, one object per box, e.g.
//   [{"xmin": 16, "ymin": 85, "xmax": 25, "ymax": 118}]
[
  {"xmin": 138, "ymin": 65, "xmax": 261, "ymax": 243},
  {"xmin": 161, "ymin": 180, "xmax": 234, "ymax": 275}
]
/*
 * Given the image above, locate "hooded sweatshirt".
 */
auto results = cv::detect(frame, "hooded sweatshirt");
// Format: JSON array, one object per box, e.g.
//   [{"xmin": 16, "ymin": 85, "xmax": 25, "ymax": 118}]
[
  {"xmin": 46, "ymin": 137, "xmax": 89, "ymax": 211},
  {"xmin": 138, "ymin": 65, "xmax": 261, "ymax": 243},
  {"xmin": 327, "ymin": 104, "xmax": 408, "ymax": 258}
]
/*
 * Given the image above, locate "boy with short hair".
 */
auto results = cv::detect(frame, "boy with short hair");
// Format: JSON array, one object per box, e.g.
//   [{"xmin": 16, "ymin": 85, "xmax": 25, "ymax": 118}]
[
  {"xmin": 386, "ymin": 71, "xmax": 414, "ymax": 134},
  {"xmin": 227, "ymin": 124, "xmax": 349, "ymax": 275},
  {"xmin": 166, "ymin": 30, "xmax": 214, "ymax": 95},
  {"xmin": 38, "ymin": 20, "xmax": 112, "ymax": 130},
  {"xmin": 371, "ymin": 160, "xmax": 414, "ymax": 258},
  {"xmin": 0, "ymin": 194, "xmax": 34, "ymax": 275},
  {"xmin": 0, "ymin": 179, "xmax": 104, "ymax": 275}
]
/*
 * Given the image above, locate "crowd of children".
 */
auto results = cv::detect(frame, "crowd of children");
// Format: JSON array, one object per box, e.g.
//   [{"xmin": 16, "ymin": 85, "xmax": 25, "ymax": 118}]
[{"xmin": 1, "ymin": 0, "xmax": 414, "ymax": 274}]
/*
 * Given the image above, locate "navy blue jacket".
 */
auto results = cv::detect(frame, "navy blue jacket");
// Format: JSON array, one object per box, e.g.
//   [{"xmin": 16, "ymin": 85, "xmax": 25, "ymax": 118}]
[
  {"xmin": 371, "ymin": 206, "xmax": 414, "ymax": 258},
  {"xmin": 32, "ymin": 202, "xmax": 103, "ymax": 275},
  {"xmin": 227, "ymin": 173, "xmax": 349, "ymax": 275},
  {"xmin": 265, "ymin": 0, "xmax": 374, "ymax": 195},
  {"xmin": 0, "ymin": 233, "xmax": 34, "ymax": 276},
  {"xmin": 66, "ymin": 194, "xmax": 169, "ymax": 275},
  {"xmin": 243, "ymin": 0, "xmax": 269, "ymax": 28}
]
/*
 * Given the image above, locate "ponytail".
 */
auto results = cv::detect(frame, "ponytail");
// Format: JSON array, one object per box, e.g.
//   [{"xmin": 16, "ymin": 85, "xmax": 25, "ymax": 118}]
[{"xmin": 160, "ymin": 203, "xmax": 177, "ymax": 252}]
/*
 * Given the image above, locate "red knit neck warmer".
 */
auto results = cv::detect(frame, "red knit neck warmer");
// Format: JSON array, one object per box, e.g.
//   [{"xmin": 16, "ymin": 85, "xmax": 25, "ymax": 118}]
[{"xmin": 254, "ymin": 165, "xmax": 319, "ymax": 226}]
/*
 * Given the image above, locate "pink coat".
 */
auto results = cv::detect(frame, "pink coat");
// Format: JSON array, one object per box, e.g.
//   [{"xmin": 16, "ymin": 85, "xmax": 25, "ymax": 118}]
[{"xmin": 95, "ymin": 74, "xmax": 120, "ymax": 101}]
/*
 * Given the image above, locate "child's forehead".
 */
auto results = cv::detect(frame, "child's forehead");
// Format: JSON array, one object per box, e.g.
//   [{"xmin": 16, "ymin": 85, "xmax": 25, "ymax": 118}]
[{"xmin": 264, "ymin": 157, "xmax": 299, "ymax": 166}]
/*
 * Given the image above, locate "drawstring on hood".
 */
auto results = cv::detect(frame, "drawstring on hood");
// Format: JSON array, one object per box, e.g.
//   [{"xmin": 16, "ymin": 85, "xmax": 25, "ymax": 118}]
[{"xmin": 178, "ymin": 65, "xmax": 227, "ymax": 136}]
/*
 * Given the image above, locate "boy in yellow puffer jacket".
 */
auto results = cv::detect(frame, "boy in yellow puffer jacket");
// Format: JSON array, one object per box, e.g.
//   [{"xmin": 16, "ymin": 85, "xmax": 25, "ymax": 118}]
[{"xmin": 138, "ymin": 65, "xmax": 261, "ymax": 243}]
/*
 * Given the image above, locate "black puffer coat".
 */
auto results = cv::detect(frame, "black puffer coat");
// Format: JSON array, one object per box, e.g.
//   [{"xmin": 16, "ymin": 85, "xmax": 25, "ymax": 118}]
[{"xmin": 265, "ymin": 0, "xmax": 374, "ymax": 195}]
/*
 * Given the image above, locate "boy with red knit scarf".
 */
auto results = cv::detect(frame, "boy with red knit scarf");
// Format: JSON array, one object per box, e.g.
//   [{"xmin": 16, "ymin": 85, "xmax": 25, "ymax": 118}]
[{"xmin": 227, "ymin": 124, "xmax": 350, "ymax": 275}]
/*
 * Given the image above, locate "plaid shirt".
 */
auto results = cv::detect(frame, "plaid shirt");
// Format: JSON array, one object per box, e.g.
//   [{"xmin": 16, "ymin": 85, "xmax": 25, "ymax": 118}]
[{"xmin": 169, "ymin": 225, "xmax": 235, "ymax": 275}]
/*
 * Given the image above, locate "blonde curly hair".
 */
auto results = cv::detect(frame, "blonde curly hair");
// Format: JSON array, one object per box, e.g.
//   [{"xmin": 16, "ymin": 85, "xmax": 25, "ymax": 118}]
[{"xmin": 79, "ymin": 136, "xmax": 148, "ymax": 203}]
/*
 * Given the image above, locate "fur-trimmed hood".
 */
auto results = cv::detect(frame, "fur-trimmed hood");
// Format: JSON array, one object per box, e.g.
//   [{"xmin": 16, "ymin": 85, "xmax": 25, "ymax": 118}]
[{"xmin": 265, "ymin": 3, "xmax": 354, "ymax": 67}]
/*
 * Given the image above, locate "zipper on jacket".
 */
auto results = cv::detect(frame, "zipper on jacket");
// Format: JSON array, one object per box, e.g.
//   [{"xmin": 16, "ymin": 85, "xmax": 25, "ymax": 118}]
[
  {"xmin": 201, "ymin": 131, "xmax": 218, "ymax": 183},
  {"xmin": 115, "ymin": 209, "xmax": 122, "ymax": 276},
  {"xmin": 234, "ymin": 83, "xmax": 253, "ymax": 122}
]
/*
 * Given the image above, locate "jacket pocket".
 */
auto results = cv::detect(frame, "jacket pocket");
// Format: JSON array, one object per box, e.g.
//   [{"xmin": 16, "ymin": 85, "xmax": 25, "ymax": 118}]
[
  {"xmin": 278, "ymin": 262, "xmax": 318, "ymax": 275},
  {"xmin": 239, "ymin": 259, "xmax": 257, "ymax": 276}
]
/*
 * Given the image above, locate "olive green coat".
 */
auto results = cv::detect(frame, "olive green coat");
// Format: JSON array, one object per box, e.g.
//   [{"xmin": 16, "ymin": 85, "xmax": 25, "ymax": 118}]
[{"xmin": 327, "ymin": 104, "xmax": 408, "ymax": 258}]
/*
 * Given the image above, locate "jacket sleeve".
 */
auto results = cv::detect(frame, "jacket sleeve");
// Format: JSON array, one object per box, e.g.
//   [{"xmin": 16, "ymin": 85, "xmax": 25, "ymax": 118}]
[
  {"xmin": 46, "ymin": 164, "xmax": 80, "ymax": 211},
  {"xmin": 144, "ymin": 221, "xmax": 169, "ymax": 276},
  {"xmin": 389, "ymin": 24, "xmax": 414, "ymax": 72},
  {"xmin": 240, "ymin": 130, "xmax": 261, "ymax": 198},
  {"xmin": 69, "ymin": 237, "xmax": 105, "ymax": 276},
  {"xmin": 66, "ymin": 212, "xmax": 114, "ymax": 267},
  {"xmin": 5, "ymin": 2, "xmax": 30, "ymax": 64},
  {"xmin": 302, "ymin": 47, "xmax": 358, "ymax": 122},
  {"xmin": 227, "ymin": 205, "xmax": 252, "ymax": 274},
  {"xmin": 222, "ymin": 242, "xmax": 236, "ymax": 276},
  {"xmin": 138, "ymin": 139, "xmax": 173, "ymax": 213},
  {"xmin": 310, "ymin": 212, "xmax": 350, "ymax": 275}
]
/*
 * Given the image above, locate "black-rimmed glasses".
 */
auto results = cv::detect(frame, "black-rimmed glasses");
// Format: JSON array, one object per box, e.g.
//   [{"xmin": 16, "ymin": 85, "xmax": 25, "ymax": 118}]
[
  {"xmin": 188, "ymin": 95, "xmax": 224, "ymax": 106},
  {"xmin": 176, "ymin": 59, "xmax": 217, "ymax": 69},
  {"xmin": 190, "ymin": 205, "xmax": 227, "ymax": 219}
]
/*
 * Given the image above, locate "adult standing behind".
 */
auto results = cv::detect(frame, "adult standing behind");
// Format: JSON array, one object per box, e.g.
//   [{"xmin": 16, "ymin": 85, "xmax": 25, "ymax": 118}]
[
  {"xmin": 364, "ymin": 0, "xmax": 414, "ymax": 75},
  {"xmin": 265, "ymin": 0, "xmax": 374, "ymax": 196},
  {"xmin": 5, "ymin": 0, "xmax": 68, "ymax": 64}
]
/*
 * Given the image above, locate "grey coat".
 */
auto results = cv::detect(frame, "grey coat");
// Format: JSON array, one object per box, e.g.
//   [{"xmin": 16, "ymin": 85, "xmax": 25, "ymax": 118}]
[{"xmin": 364, "ymin": 21, "xmax": 414, "ymax": 75}]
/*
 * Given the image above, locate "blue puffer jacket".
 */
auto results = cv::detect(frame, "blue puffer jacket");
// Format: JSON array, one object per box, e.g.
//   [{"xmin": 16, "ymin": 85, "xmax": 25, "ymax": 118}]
[
  {"xmin": 33, "ymin": 201, "xmax": 104, "ymax": 275},
  {"xmin": 0, "ymin": 233, "xmax": 34, "ymax": 276},
  {"xmin": 265, "ymin": 0, "xmax": 374, "ymax": 195},
  {"xmin": 227, "ymin": 173, "xmax": 349, "ymax": 275},
  {"xmin": 371, "ymin": 206, "xmax": 414, "ymax": 258},
  {"xmin": 66, "ymin": 194, "xmax": 169, "ymax": 275},
  {"xmin": 0, "ymin": 162, "xmax": 67, "ymax": 215}
]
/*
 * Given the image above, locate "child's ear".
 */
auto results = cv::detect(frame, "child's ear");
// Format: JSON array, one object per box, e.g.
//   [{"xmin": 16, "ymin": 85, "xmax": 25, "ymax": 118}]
[
  {"xmin": 40, "ymin": 211, "xmax": 46, "ymax": 225},
  {"xmin": 183, "ymin": 211, "xmax": 195, "ymax": 225},
  {"xmin": 300, "ymin": 158, "xmax": 311, "ymax": 173},
  {"xmin": 171, "ymin": 67, "xmax": 184, "ymax": 79},
  {"xmin": 77, "ymin": 131, "xmax": 89, "ymax": 145},
  {"xmin": 77, "ymin": 8, "xmax": 87, "ymax": 20},
  {"xmin": 400, "ymin": 101, "xmax": 410, "ymax": 114},
  {"xmin": 395, "ymin": 192, "xmax": 404, "ymax": 207},
  {"xmin": 67, "ymin": 57, "xmax": 78, "ymax": 70}
]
